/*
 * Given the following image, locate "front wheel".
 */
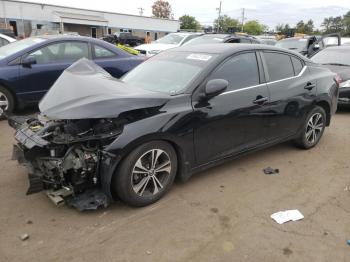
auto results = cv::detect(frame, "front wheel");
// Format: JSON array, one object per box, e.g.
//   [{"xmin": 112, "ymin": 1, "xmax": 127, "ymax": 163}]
[
  {"xmin": 294, "ymin": 106, "xmax": 326, "ymax": 149},
  {"xmin": 113, "ymin": 141, "xmax": 178, "ymax": 207},
  {"xmin": 0, "ymin": 86, "xmax": 15, "ymax": 120}
]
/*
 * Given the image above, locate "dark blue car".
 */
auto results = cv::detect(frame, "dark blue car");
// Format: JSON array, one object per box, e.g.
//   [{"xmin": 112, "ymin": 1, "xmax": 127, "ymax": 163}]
[{"xmin": 0, "ymin": 35, "xmax": 144, "ymax": 117}]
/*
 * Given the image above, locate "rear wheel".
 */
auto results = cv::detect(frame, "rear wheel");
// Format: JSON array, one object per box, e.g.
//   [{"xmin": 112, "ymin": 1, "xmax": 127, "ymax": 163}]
[
  {"xmin": 114, "ymin": 141, "xmax": 177, "ymax": 207},
  {"xmin": 0, "ymin": 86, "xmax": 15, "ymax": 120},
  {"xmin": 294, "ymin": 106, "xmax": 326, "ymax": 149}
]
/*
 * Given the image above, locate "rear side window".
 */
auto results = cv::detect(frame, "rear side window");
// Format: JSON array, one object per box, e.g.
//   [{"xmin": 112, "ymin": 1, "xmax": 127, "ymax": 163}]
[
  {"xmin": 209, "ymin": 52, "xmax": 260, "ymax": 91},
  {"xmin": 263, "ymin": 52, "xmax": 294, "ymax": 82},
  {"xmin": 94, "ymin": 45, "xmax": 116, "ymax": 58},
  {"xmin": 291, "ymin": 56, "xmax": 304, "ymax": 75}
]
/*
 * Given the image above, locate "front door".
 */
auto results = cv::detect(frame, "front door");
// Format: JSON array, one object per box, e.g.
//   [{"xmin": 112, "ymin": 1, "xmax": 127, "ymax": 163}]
[
  {"xmin": 193, "ymin": 52, "xmax": 270, "ymax": 165},
  {"xmin": 18, "ymin": 41, "xmax": 90, "ymax": 103}
]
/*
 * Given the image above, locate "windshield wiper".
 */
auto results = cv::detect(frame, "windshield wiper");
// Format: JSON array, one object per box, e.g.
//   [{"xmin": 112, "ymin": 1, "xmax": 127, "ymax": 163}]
[{"xmin": 322, "ymin": 63, "xmax": 350, "ymax": 67}]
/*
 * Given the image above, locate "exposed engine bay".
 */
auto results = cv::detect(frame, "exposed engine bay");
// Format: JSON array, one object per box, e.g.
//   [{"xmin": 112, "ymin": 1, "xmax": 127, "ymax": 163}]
[
  {"xmin": 10, "ymin": 115, "xmax": 125, "ymax": 210},
  {"xmin": 8, "ymin": 59, "xmax": 168, "ymax": 210}
]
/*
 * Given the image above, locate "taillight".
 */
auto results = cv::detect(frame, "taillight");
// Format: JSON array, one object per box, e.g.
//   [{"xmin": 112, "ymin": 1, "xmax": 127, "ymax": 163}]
[{"xmin": 335, "ymin": 74, "xmax": 342, "ymax": 86}]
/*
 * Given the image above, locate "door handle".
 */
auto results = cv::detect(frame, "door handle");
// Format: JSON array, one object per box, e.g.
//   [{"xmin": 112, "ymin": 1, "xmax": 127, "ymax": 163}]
[
  {"xmin": 305, "ymin": 82, "xmax": 316, "ymax": 90},
  {"xmin": 253, "ymin": 96, "xmax": 268, "ymax": 105}
]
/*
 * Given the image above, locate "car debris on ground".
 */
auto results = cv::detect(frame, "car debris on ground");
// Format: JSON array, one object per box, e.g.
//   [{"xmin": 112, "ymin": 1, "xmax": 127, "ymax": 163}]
[
  {"xmin": 19, "ymin": 234, "xmax": 30, "ymax": 241},
  {"xmin": 263, "ymin": 167, "xmax": 280, "ymax": 175},
  {"xmin": 271, "ymin": 210, "xmax": 304, "ymax": 224}
]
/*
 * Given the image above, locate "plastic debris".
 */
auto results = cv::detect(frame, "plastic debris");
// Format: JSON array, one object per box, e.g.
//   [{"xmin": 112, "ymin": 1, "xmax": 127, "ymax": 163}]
[
  {"xmin": 347, "ymin": 240, "xmax": 350, "ymax": 246},
  {"xmin": 263, "ymin": 167, "xmax": 279, "ymax": 175},
  {"xmin": 20, "ymin": 234, "xmax": 30, "ymax": 241},
  {"xmin": 271, "ymin": 210, "xmax": 304, "ymax": 224}
]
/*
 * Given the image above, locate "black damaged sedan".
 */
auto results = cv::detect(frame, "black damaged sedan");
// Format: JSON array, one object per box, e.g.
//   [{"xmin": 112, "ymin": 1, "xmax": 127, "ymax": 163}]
[{"xmin": 8, "ymin": 44, "xmax": 339, "ymax": 210}]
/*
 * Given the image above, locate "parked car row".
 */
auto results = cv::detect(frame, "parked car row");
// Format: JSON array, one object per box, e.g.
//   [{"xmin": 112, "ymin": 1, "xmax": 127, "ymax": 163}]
[
  {"xmin": 7, "ymin": 41, "xmax": 339, "ymax": 209},
  {"xmin": 0, "ymin": 35, "xmax": 144, "ymax": 118}
]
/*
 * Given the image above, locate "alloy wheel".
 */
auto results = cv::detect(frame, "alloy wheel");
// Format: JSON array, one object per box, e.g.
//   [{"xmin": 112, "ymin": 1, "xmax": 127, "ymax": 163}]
[
  {"xmin": 0, "ymin": 91, "xmax": 9, "ymax": 112},
  {"xmin": 131, "ymin": 149, "xmax": 172, "ymax": 197},
  {"xmin": 305, "ymin": 113, "xmax": 324, "ymax": 144}
]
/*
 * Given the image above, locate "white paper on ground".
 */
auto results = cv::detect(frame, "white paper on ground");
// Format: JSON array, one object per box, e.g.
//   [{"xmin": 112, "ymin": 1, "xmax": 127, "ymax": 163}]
[{"xmin": 271, "ymin": 210, "xmax": 304, "ymax": 224}]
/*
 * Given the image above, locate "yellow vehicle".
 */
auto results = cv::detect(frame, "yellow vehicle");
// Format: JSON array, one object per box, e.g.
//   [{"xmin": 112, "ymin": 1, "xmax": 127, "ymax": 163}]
[{"xmin": 116, "ymin": 43, "xmax": 140, "ymax": 55}]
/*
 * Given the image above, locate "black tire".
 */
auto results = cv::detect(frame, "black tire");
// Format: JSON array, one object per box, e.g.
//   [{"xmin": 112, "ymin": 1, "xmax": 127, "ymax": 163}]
[
  {"xmin": 294, "ymin": 106, "xmax": 326, "ymax": 149},
  {"xmin": 114, "ymin": 141, "xmax": 178, "ymax": 207},
  {"xmin": 0, "ymin": 86, "xmax": 15, "ymax": 120}
]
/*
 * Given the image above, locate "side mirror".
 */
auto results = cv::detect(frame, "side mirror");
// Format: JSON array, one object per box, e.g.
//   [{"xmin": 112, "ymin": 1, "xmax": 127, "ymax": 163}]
[
  {"xmin": 313, "ymin": 43, "xmax": 320, "ymax": 50},
  {"xmin": 22, "ymin": 56, "xmax": 37, "ymax": 68},
  {"xmin": 205, "ymin": 79, "xmax": 228, "ymax": 98}
]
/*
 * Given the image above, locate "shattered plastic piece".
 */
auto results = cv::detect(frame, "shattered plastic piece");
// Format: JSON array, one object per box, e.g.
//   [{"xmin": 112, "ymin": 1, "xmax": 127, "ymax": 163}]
[
  {"xmin": 271, "ymin": 210, "xmax": 304, "ymax": 224},
  {"xmin": 347, "ymin": 240, "xmax": 350, "ymax": 246},
  {"xmin": 263, "ymin": 167, "xmax": 280, "ymax": 175},
  {"xmin": 20, "ymin": 234, "xmax": 30, "ymax": 241}
]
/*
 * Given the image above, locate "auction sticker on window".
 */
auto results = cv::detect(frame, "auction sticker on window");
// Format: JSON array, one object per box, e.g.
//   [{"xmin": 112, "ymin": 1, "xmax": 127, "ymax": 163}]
[{"xmin": 187, "ymin": 54, "xmax": 212, "ymax": 61}]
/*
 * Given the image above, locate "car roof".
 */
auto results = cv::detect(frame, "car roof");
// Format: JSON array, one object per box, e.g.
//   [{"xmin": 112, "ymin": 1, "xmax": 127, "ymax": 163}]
[
  {"xmin": 0, "ymin": 33, "xmax": 16, "ymax": 42},
  {"xmin": 171, "ymin": 43, "xmax": 305, "ymax": 57},
  {"xmin": 321, "ymin": 45, "xmax": 350, "ymax": 50}
]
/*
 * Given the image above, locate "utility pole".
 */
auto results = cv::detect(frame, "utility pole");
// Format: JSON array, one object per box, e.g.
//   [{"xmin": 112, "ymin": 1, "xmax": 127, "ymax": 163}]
[
  {"xmin": 241, "ymin": 8, "xmax": 245, "ymax": 32},
  {"xmin": 138, "ymin": 7, "xmax": 144, "ymax": 16},
  {"xmin": 216, "ymin": 1, "xmax": 222, "ymax": 33}
]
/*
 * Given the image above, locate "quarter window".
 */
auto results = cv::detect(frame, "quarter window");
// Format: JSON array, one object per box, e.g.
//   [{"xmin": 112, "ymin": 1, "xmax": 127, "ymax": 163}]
[
  {"xmin": 291, "ymin": 56, "xmax": 304, "ymax": 75},
  {"xmin": 27, "ymin": 41, "xmax": 89, "ymax": 64},
  {"xmin": 94, "ymin": 45, "xmax": 116, "ymax": 58},
  {"xmin": 263, "ymin": 52, "xmax": 294, "ymax": 82},
  {"xmin": 209, "ymin": 52, "xmax": 260, "ymax": 91}
]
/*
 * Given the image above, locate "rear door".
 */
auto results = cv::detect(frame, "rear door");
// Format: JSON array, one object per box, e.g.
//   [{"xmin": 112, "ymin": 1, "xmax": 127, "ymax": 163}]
[
  {"xmin": 193, "ymin": 52, "xmax": 270, "ymax": 164},
  {"xmin": 261, "ymin": 51, "xmax": 316, "ymax": 141},
  {"xmin": 18, "ymin": 41, "xmax": 90, "ymax": 102}
]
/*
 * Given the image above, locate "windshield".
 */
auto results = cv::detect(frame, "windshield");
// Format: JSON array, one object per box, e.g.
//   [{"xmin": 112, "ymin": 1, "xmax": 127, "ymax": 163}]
[
  {"xmin": 275, "ymin": 38, "xmax": 308, "ymax": 52},
  {"xmin": 185, "ymin": 35, "xmax": 225, "ymax": 46},
  {"xmin": 155, "ymin": 34, "xmax": 186, "ymax": 45},
  {"xmin": 122, "ymin": 51, "xmax": 217, "ymax": 94},
  {"xmin": 0, "ymin": 37, "xmax": 45, "ymax": 59},
  {"xmin": 311, "ymin": 48, "xmax": 350, "ymax": 66}
]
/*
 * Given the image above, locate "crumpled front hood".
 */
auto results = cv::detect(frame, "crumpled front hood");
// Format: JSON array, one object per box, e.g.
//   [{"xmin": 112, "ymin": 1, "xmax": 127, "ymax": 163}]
[{"xmin": 39, "ymin": 58, "xmax": 169, "ymax": 120}]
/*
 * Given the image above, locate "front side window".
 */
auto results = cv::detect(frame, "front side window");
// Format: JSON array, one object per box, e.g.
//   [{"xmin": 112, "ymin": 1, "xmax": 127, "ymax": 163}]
[
  {"xmin": 94, "ymin": 45, "xmax": 115, "ymax": 58},
  {"xmin": 27, "ymin": 41, "xmax": 89, "ymax": 64},
  {"xmin": 263, "ymin": 52, "xmax": 294, "ymax": 82},
  {"xmin": 209, "ymin": 52, "xmax": 260, "ymax": 91}
]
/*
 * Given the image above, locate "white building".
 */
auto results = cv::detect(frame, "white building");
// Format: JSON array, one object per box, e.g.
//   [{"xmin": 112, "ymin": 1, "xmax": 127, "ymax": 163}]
[{"xmin": 0, "ymin": 0, "xmax": 180, "ymax": 39}]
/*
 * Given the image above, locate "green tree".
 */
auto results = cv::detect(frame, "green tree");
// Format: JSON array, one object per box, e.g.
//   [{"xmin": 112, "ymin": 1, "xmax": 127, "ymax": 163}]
[
  {"xmin": 344, "ymin": 11, "xmax": 350, "ymax": 36},
  {"xmin": 179, "ymin": 15, "xmax": 201, "ymax": 30},
  {"xmin": 296, "ymin": 20, "xmax": 314, "ymax": 34},
  {"xmin": 322, "ymin": 16, "xmax": 344, "ymax": 34},
  {"xmin": 296, "ymin": 20, "xmax": 306, "ymax": 33},
  {"xmin": 214, "ymin": 15, "xmax": 239, "ymax": 33},
  {"xmin": 243, "ymin": 20, "xmax": 267, "ymax": 35},
  {"xmin": 321, "ymin": 17, "xmax": 332, "ymax": 33},
  {"xmin": 152, "ymin": 0, "xmax": 173, "ymax": 19},
  {"xmin": 275, "ymin": 23, "xmax": 291, "ymax": 35}
]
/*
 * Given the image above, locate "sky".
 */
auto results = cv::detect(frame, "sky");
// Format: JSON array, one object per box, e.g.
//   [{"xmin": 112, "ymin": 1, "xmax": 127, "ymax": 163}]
[{"xmin": 22, "ymin": 0, "xmax": 350, "ymax": 29}]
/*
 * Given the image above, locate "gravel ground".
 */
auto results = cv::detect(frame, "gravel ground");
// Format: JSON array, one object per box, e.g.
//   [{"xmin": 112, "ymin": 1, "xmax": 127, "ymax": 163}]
[{"xmin": 0, "ymin": 110, "xmax": 350, "ymax": 262}]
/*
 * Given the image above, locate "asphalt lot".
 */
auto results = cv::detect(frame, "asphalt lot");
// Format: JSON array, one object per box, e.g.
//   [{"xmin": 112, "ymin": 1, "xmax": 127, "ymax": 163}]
[{"xmin": 1, "ymin": 110, "xmax": 350, "ymax": 262}]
